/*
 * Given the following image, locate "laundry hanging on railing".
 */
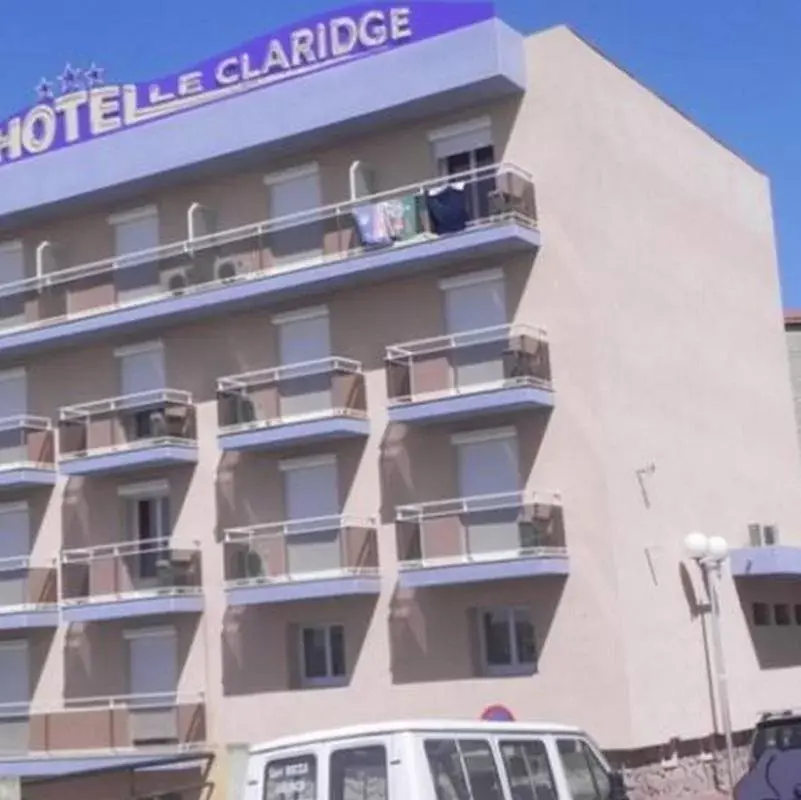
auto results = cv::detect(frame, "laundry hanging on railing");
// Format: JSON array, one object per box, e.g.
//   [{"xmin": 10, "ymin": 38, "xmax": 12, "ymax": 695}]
[
  {"xmin": 352, "ymin": 193, "xmax": 422, "ymax": 247},
  {"xmin": 425, "ymin": 181, "xmax": 469, "ymax": 234}
]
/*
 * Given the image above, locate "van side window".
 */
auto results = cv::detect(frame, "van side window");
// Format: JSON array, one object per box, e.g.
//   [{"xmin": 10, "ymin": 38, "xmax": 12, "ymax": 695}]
[
  {"xmin": 499, "ymin": 739, "xmax": 557, "ymax": 800},
  {"xmin": 264, "ymin": 754, "xmax": 317, "ymax": 800},
  {"xmin": 424, "ymin": 739, "xmax": 504, "ymax": 800},
  {"xmin": 556, "ymin": 739, "xmax": 611, "ymax": 800},
  {"xmin": 330, "ymin": 745, "xmax": 388, "ymax": 800}
]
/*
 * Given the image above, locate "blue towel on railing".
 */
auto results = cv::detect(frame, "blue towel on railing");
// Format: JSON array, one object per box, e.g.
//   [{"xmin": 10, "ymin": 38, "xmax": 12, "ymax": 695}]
[{"xmin": 425, "ymin": 183, "xmax": 469, "ymax": 234}]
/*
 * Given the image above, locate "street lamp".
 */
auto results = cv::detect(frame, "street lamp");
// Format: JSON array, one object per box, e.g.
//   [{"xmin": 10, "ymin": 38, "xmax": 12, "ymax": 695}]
[{"xmin": 683, "ymin": 532, "xmax": 735, "ymax": 791}]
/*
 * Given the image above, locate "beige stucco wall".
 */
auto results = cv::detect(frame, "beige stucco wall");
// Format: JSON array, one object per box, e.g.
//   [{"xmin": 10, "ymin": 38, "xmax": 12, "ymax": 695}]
[{"xmin": 2, "ymin": 24, "xmax": 798, "ymax": 772}]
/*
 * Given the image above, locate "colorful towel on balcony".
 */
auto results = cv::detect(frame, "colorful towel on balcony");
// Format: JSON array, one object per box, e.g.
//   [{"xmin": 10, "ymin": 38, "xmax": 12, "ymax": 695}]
[{"xmin": 352, "ymin": 203, "xmax": 392, "ymax": 246}]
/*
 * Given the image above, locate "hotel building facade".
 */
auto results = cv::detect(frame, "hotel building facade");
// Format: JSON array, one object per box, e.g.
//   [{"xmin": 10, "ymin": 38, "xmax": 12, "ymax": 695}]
[{"xmin": 0, "ymin": 3, "xmax": 799, "ymax": 798}]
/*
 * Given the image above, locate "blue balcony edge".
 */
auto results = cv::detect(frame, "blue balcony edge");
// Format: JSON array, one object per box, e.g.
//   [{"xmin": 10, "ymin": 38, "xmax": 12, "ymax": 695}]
[
  {"xmin": 0, "ymin": 609, "xmax": 59, "ymax": 630},
  {"xmin": 219, "ymin": 416, "xmax": 370, "ymax": 453},
  {"xmin": 226, "ymin": 575, "xmax": 381, "ymax": 606},
  {"xmin": 59, "ymin": 445, "xmax": 198, "ymax": 476},
  {"xmin": 62, "ymin": 594, "xmax": 204, "ymax": 623},
  {"xmin": 398, "ymin": 556, "xmax": 570, "ymax": 588},
  {"xmin": 0, "ymin": 223, "xmax": 540, "ymax": 358},
  {"xmin": 0, "ymin": 468, "xmax": 57, "ymax": 489},
  {"xmin": 388, "ymin": 384, "xmax": 554, "ymax": 425},
  {"xmin": 0, "ymin": 751, "xmax": 208, "ymax": 778},
  {"xmin": 730, "ymin": 546, "xmax": 801, "ymax": 578}
]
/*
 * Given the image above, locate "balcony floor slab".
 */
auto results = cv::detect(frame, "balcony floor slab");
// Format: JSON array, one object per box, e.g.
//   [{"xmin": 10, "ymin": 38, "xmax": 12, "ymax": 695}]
[
  {"xmin": 0, "ymin": 223, "xmax": 540, "ymax": 359},
  {"xmin": 226, "ymin": 576, "xmax": 381, "ymax": 606},
  {"xmin": 389, "ymin": 385, "xmax": 553, "ymax": 425},
  {"xmin": 398, "ymin": 556, "xmax": 569, "ymax": 588},
  {"xmin": 219, "ymin": 417, "xmax": 370, "ymax": 453},
  {"xmin": 61, "ymin": 594, "xmax": 204, "ymax": 623},
  {"xmin": 0, "ymin": 468, "xmax": 57, "ymax": 489},
  {"xmin": 0, "ymin": 609, "xmax": 59, "ymax": 630},
  {"xmin": 730, "ymin": 546, "xmax": 801, "ymax": 578},
  {"xmin": 59, "ymin": 445, "xmax": 198, "ymax": 476}
]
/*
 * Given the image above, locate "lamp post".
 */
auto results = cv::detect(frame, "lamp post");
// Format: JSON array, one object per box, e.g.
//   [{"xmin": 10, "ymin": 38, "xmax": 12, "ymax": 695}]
[{"xmin": 684, "ymin": 531, "xmax": 736, "ymax": 791}]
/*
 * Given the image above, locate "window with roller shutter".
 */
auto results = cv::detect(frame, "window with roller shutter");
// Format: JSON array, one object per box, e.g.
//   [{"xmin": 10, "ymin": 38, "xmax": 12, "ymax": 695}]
[
  {"xmin": 0, "ymin": 242, "xmax": 25, "ymax": 330},
  {"xmin": 110, "ymin": 207, "xmax": 161, "ymax": 304}
]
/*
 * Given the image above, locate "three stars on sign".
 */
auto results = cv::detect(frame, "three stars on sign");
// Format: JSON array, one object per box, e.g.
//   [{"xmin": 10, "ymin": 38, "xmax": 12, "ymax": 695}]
[{"xmin": 36, "ymin": 63, "xmax": 106, "ymax": 102}]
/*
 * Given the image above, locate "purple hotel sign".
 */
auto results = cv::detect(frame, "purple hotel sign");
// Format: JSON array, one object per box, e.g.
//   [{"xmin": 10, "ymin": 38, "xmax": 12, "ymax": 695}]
[{"xmin": 0, "ymin": 3, "xmax": 494, "ymax": 170}]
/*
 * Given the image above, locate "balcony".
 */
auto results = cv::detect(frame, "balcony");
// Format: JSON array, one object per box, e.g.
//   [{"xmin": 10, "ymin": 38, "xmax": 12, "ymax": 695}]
[
  {"xmin": 0, "ymin": 416, "xmax": 57, "ymax": 489},
  {"xmin": 730, "ymin": 545, "xmax": 801, "ymax": 578},
  {"xmin": 0, "ymin": 164, "xmax": 539, "ymax": 358},
  {"xmin": 224, "ymin": 514, "xmax": 381, "ymax": 605},
  {"xmin": 0, "ymin": 557, "xmax": 58, "ymax": 630},
  {"xmin": 60, "ymin": 539, "xmax": 204, "ymax": 622},
  {"xmin": 217, "ymin": 357, "xmax": 369, "ymax": 452},
  {"xmin": 59, "ymin": 389, "xmax": 198, "ymax": 476},
  {"xmin": 386, "ymin": 324, "xmax": 553, "ymax": 425},
  {"xmin": 395, "ymin": 490, "xmax": 568, "ymax": 588},
  {"xmin": 0, "ymin": 692, "xmax": 206, "ymax": 777}
]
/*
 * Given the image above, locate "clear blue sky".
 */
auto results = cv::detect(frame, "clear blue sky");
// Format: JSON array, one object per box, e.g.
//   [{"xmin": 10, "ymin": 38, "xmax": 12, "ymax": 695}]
[{"xmin": 1, "ymin": 1, "xmax": 798, "ymax": 306}]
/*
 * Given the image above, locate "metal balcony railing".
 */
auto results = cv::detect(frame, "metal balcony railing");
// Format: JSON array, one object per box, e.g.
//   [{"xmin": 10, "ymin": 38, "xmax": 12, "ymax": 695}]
[
  {"xmin": 224, "ymin": 514, "xmax": 379, "ymax": 586},
  {"xmin": 217, "ymin": 357, "xmax": 367, "ymax": 430},
  {"xmin": 386, "ymin": 323, "xmax": 551, "ymax": 405},
  {"xmin": 59, "ymin": 538, "xmax": 203, "ymax": 605},
  {"xmin": 0, "ymin": 692, "xmax": 206, "ymax": 756},
  {"xmin": 59, "ymin": 389, "xmax": 197, "ymax": 459},
  {"xmin": 395, "ymin": 490, "xmax": 565, "ymax": 570},
  {"xmin": 0, "ymin": 162, "xmax": 537, "ymax": 333},
  {"xmin": 0, "ymin": 416, "xmax": 56, "ymax": 471}
]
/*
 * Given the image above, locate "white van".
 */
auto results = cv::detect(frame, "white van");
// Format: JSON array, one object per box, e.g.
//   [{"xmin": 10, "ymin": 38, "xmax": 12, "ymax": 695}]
[{"xmin": 243, "ymin": 719, "xmax": 628, "ymax": 800}]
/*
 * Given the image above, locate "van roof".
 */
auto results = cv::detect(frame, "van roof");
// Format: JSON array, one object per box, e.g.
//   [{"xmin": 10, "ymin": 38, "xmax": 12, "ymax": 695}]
[{"xmin": 249, "ymin": 719, "xmax": 585, "ymax": 755}]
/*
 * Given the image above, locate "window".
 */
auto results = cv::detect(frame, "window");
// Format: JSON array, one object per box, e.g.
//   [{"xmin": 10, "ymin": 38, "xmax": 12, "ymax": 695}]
[
  {"xmin": 330, "ymin": 745, "xmax": 388, "ymax": 800},
  {"xmin": 116, "ymin": 342, "xmax": 166, "ymax": 397},
  {"xmin": 440, "ymin": 270, "xmax": 508, "ymax": 391},
  {"xmin": 748, "ymin": 523, "xmax": 779, "ymax": 547},
  {"xmin": 125, "ymin": 627, "xmax": 177, "ymax": 708},
  {"xmin": 555, "ymin": 739, "xmax": 611, "ymax": 800},
  {"xmin": 0, "ymin": 242, "xmax": 25, "ymax": 331},
  {"xmin": 775, "ymin": 603, "xmax": 791, "ymax": 626},
  {"xmin": 265, "ymin": 754, "xmax": 316, "ymax": 800},
  {"xmin": 430, "ymin": 118, "xmax": 494, "ymax": 178},
  {"xmin": 499, "ymin": 739, "xmax": 557, "ymax": 800},
  {"xmin": 424, "ymin": 738, "xmax": 503, "ymax": 800},
  {"xmin": 116, "ymin": 342, "xmax": 167, "ymax": 440},
  {"xmin": 264, "ymin": 165, "xmax": 323, "ymax": 266},
  {"xmin": 274, "ymin": 307, "xmax": 332, "ymax": 419},
  {"xmin": 478, "ymin": 606, "xmax": 536, "ymax": 675},
  {"xmin": 752, "ymin": 602, "xmax": 770, "ymax": 626},
  {"xmin": 0, "ymin": 242, "xmax": 24, "ymax": 288},
  {"xmin": 0, "ymin": 369, "xmax": 27, "ymax": 465},
  {"xmin": 0, "ymin": 641, "xmax": 29, "ymax": 712},
  {"xmin": 120, "ymin": 481, "xmax": 170, "ymax": 580},
  {"xmin": 299, "ymin": 624, "xmax": 346, "ymax": 685},
  {"xmin": 429, "ymin": 118, "xmax": 495, "ymax": 220},
  {"xmin": 0, "ymin": 503, "xmax": 30, "ymax": 606},
  {"xmin": 794, "ymin": 604, "xmax": 801, "ymax": 625},
  {"xmin": 110, "ymin": 207, "xmax": 161, "ymax": 303}
]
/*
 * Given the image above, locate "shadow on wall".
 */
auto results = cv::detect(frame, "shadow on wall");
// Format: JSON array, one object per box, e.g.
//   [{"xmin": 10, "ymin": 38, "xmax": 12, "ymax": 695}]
[
  {"xmin": 60, "ymin": 469, "xmax": 194, "ymax": 550},
  {"xmin": 63, "ymin": 616, "xmax": 199, "ymax": 700},
  {"xmin": 216, "ymin": 438, "xmax": 368, "ymax": 536},
  {"xmin": 379, "ymin": 411, "xmax": 550, "ymax": 525},
  {"xmin": 388, "ymin": 575, "xmax": 565, "ymax": 685},
  {"xmin": 735, "ymin": 579, "xmax": 801, "ymax": 670},
  {"xmin": 220, "ymin": 597, "xmax": 376, "ymax": 697}
]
